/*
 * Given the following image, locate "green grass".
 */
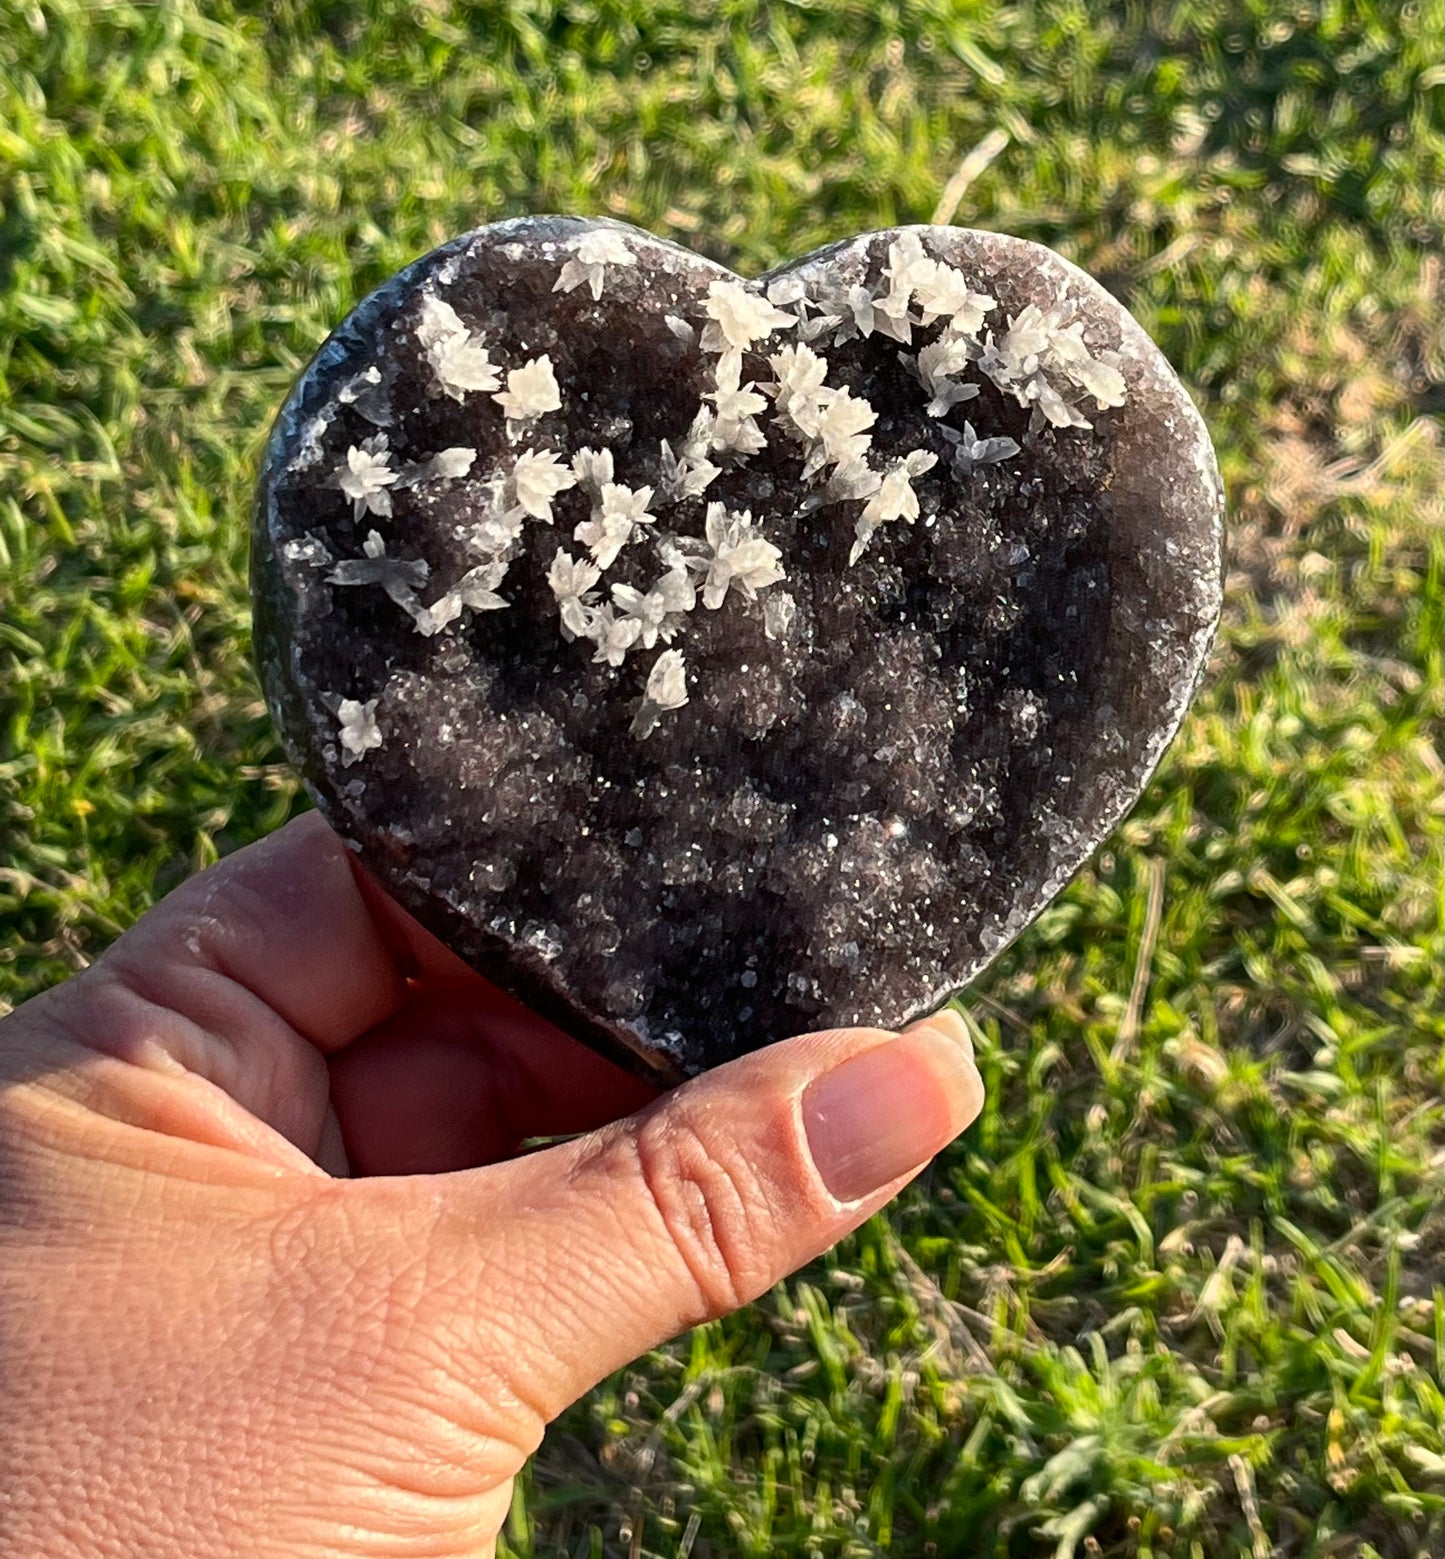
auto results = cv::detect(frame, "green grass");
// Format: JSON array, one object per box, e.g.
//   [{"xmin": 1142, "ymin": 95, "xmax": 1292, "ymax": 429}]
[{"xmin": 1, "ymin": 2, "xmax": 1441, "ymax": 1555}]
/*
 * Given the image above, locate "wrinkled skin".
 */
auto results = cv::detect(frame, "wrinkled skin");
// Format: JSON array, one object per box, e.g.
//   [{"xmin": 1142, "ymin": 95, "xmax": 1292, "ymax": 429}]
[{"xmin": 0, "ymin": 814, "xmax": 982, "ymax": 1558}]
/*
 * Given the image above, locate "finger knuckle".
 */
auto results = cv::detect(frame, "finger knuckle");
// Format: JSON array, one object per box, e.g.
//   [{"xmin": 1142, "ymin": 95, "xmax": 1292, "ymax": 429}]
[{"xmin": 631, "ymin": 1113, "xmax": 774, "ymax": 1320}]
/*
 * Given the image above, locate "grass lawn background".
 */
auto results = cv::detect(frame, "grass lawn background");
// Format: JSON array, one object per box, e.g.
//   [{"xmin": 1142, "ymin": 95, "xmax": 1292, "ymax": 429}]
[{"xmin": 0, "ymin": 2, "xmax": 1440, "ymax": 1555}]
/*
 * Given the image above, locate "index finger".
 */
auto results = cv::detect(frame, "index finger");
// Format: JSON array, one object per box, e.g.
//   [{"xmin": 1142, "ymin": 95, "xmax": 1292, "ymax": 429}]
[{"xmin": 53, "ymin": 812, "xmax": 651, "ymax": 1166}]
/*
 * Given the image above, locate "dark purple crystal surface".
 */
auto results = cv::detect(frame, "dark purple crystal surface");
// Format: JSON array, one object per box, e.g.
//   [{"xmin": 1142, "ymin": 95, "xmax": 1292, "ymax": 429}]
[{"xmin": 252, "ymin": 218, "xmax": 1222, "ymax": 1084}]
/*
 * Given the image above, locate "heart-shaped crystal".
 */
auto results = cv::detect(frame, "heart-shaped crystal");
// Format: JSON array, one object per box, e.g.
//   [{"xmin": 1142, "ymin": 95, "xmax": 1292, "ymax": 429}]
[{"xmin": 252, "ymin": 217, "xmax": 1222, "ymax": 1084}]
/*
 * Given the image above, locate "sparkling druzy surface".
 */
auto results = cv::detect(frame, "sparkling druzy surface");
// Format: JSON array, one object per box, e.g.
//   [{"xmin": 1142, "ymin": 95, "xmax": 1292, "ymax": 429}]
[{"xmin": 252, "ymin": 218, "xmax": 1223, "ymax": 1085}]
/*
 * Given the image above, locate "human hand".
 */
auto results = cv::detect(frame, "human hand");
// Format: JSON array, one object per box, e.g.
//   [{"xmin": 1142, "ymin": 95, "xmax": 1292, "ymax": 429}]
[{"xmin": 0, "ymin": 812, "xmax": 984, "ymax": 1558}]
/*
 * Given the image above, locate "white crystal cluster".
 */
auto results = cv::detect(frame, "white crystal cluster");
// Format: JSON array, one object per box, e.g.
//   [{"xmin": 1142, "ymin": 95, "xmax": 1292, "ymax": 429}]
[
  {"xmin": 552, "ymin": 227, "xmax": 637, "ymax": 301},
  {"xmin": 416, "ymin": 295, "xmax": 500, "ymax": 399},
  {"xmin": 318, "ymin": 227, "xmax": 1130, "ymax": 762},
  {"xmin": 335, "ymin": 696, "xmax": 382, "ymax": 764},
  {"xmin": 326, "ymin": 525, "xmax": 507, "ymax": 652},
  {"xmin": 755, "ymin": 232, "xmax": 1130, "ymax": 552},
  {"xmin": 770, "ymin": 230, "xmax": 1128, "ymax": 436},
  {"xmin": 977, "ymin": 302, "xmax": 1128, "ymax": 431},
  {"xmin": 769, "ymin": 231, "xmax": 994, "ymax": 351}
]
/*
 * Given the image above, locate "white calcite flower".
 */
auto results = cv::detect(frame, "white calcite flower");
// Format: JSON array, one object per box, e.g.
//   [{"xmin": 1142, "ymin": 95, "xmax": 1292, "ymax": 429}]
[
  {"xmin": 677, "ymin": 404, "xmax": 716, "ymax": 463},
  {"xmin": 509, "ymin": 447, "xmax": 578, "ymax": 521},
  {"xmin": 705, "ymin": 356, "xmax": 770, "ymax": 458},
  {"xmin": 1034, "ymin": 376, "xmax": 1095, "ymax": 431},
  {"xmin": 645, "ymin": 647, "xmax": 689, "ymax": 708},
  {"xmin": 790, "ymin": 280, "xmax": 867, "ymax": 347},
  {"xmin": 798, "ymin": 385, "xmax": 878, "ymax": 479},
  {"xmin": 850, "ymin": 450, "xmax": 938, "ymax": 564},
  {"xmin": 547, "ymin": 547, "xmax": 603, "ymax": 638},
  {"xmin": 943, "ymin": 419, "xmax": 1021, "ymax": 474},
  {"xmin": 574, "ymin": 481, "xmax": 655, "ymax": 569},
  {"xmin": 493, "ymin": 354, "xmax": 562, "ymax": 423},
  {"xmin": 415, "ymin": 559, "xmax": 510, "ymax": 637},
  {"xmin": 329, "ymin": 530, "xmax": 509, "ymax": 637},
  {"xmin": 842, "ymin": 283, "xmax": 878, "ymax": 340},
  {"xmin": 657, "ymin": 435, "xmax": 720, "ymax": 503},
  {"xmin": 553, "ymin": 227, "xmax": 637, "ymax": 301},
  {"xmin": 977, "ymin": 303, "xmax": 1127, "ymax": 431},
  {"xmin": 765, "ymin": 272, "xmax": 809, "ymax": 307},
  {"xmin": 335, "ymin": 436, "xmax": 397, "ymax": 520},
  {"xmin": 976, "ymin": 305, "xmax": 1072, "ymax": 424},
  {"xmin": 861, "ymin": 449, "xmax": 937, "ymax": 525},
  {"xmin": 334, "ymin": 364, "xmax": 391, "ymax": 427},
  {"xmin": 707, "ymin": 351, "xmax": 768, "ymax": 423},
  {"xmin": 416, "ymin": 295, "xmax": 465, "ymax": 345},
  {"xmin": 765, "ymin": 342, "xmax": 829, "ymax": 425},
  {"xmin": 912, "ymin": 264, "xmax": 995, "ymax": 334},
  {"xmin": 630, "ymin": 647, "xmax": 689, "ymax": 738},
  {"xmin": 584, "ymin": 601, "xmax": 643, "ymax": 667},
  {"xmin": 708, "ymin": 404, "xmax": 768, "ymax": 458},
  {"xmin": 761, "ymin": 342, "xmax": 880, "ymax": 483},
  {"xmin": 336, "ymin": 697, "xmax": 382, "ymax": 765},
  {"xmin": 1041, "ymin": 319, "xmax": 1129, "ymax": 408},
  {"xmin": 990, "ymin": 303, "xmax": 1052, "ymax": 367},
  {"xmin": 793, "ymin": 288, "xmax": 848, "ymax": 343},
  {"xmin": 700, "ymin": 278, "xmax": 796, "ymax": 353},
  {"xmin": 430, "ymin": 333, "xmax": 502, "ymax": 398},
  {"xmin": 395, "ymin": 446, "xmax": 477, "ymax": 488},
  {"xmin": 548, "ymin": 548, "xmax": 603, "ymax": 601},
  {"xmin": 913, "ymin": 331, "xmax": 983, "ymax": 417},
  {"xmin": 816, "ymin": 388, "xmax": 878, "ymax": 458},
  {"xmin": 570, "ymin": 445, "xmax": 615, "ymax": 493},
  {"xmin": 872, "ymin": 231, "xmax": 932, "ymax": 342},
  {"xmin": 327, "ymin": 530, "xmax": 431, "ymax": 619},
  {"xmin": 611, "ymin": 562, "xmax": 696, "ymax": 648},
  {"xmin": 872, "ymin": 231, "xmax": 997, "ymax": 344},
  {"xmin": 574, "ymin": 512, "xmax": 632, "ymax": 569},
  {"xmin": 698, "ymin": 502, "xmax": 785, "ymax": 609},
  {"xmin": 329, "ymin": 529, "xmax": 422, "ymax": 580},
  {"xmin": 803, "ymin": 453, "xmax": 884, "ymax": 514},
  {"xmin": 460, "ymin": 474, "xmax": 528, "ymax": 557},
  {"xmin": 664, "ymin": 313, "xmax": 697, "ymax": 346},
  {"xmin": 416, "ymin": 295, "xmax": 501, "ymax": 400}
]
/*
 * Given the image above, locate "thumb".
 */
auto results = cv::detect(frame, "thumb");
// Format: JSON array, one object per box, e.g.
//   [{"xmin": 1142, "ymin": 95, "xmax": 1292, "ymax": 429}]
[{"xmin": 422, "ymin": 1012, "xmax": 983, "ymax": 1432}]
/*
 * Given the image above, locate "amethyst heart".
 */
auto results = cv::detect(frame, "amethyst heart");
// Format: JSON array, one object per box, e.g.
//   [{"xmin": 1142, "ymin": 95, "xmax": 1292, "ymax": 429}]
[{"xmin": 252, "ymin": 217, "xmax": 1222, "ymax": 1085}]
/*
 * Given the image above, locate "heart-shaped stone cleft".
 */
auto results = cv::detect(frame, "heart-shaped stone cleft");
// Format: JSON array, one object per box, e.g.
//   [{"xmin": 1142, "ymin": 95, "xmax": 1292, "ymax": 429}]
[{"xmin": 252, "ymin": 217, "xmax": 1223, "ymax": 1085}]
